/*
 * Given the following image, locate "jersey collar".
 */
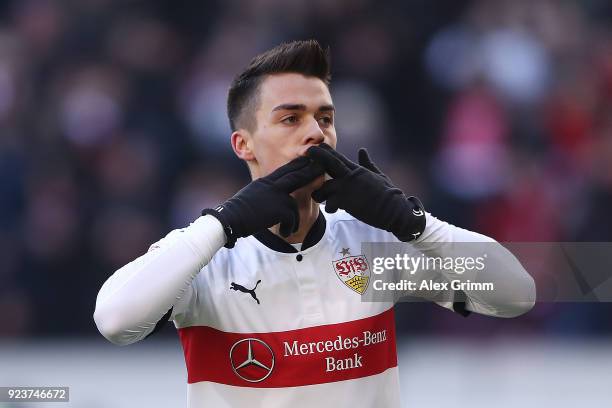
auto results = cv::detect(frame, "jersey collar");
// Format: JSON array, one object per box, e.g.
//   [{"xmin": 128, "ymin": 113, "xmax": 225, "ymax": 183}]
[{"xmin": 253, "ymin": 211, "xmax": 326, "ymax": 253}]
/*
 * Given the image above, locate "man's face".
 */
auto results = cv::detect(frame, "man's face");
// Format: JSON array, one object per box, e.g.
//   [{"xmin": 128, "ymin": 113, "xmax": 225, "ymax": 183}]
[{"xmin": 245, "ymin": 73, "xmax": 337, "ymax": 179}]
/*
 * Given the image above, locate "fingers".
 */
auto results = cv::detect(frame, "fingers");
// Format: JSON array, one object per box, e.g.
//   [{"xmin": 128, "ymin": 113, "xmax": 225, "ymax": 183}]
[
  {"xmin": 266, "ymin": 156, "xmax": 311, "ymax": 182},
  {"xmin": 273, "ymin": 158, "xmax": 325, "ymax": 193},
  {"xmin": 312, "ymin": 178, "xmax": 343, "ymax": 213},
  {"xmin": 358, "ymin": 148, "xmax": 382, "ymax": 174},
  {"xmin": 278, "ymin": 197, "xmax": 299, "ymax": 237},
  {"xmin": 318, "ymin": 143, "xmax": 359, "ymax": 171},
  {"xmin": 324, "ymin": 196, "xmax": 341, "ymax": 213},
  {"xmin": 311, "ymin": 179, "xmax": 342, "ymax": 203},
  {"xmin": 306, "ymin": 145, "xmax": 351, "ymax": 178},
  {"xmin": 278, "ymin": 218, "xmax": 294, "ymax": 237}
]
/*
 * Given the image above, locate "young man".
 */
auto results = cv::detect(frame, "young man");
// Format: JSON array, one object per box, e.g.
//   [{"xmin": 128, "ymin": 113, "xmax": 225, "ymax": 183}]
[{"xmin": 94, "ymin": 40, "xmax": 535, "ymax": 407}]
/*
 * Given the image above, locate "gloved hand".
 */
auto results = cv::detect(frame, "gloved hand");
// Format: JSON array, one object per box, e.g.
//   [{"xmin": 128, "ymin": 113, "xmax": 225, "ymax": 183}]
[
  {"xmin": 202, "ymin": 156, "xmax": 324, "ymax": 248},
  {"xmin": 306, "ymin": 143, "xmax": 426, "ymax": 241}
]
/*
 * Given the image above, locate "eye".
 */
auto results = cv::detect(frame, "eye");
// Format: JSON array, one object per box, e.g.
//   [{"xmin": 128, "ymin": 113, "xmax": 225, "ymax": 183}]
[
  {"xmin": 318, "ymin": 115, "xmax": 333, "ymax": 126},
  {"xmin": 281, "ymin": 115, "xmax": 298, "ymax": 124}
]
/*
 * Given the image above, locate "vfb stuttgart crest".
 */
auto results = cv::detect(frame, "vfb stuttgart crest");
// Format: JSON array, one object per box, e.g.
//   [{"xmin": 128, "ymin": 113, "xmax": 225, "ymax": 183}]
[{"xmin": 332, "ymin": 248, "xmax": 371, "ymax": 294}]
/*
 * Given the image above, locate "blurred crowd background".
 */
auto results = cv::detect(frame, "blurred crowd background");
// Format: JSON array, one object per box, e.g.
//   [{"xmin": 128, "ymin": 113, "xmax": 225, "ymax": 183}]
[{"xmin": 0, "ymin": 0, "xmax": 611, "ymax": 340}]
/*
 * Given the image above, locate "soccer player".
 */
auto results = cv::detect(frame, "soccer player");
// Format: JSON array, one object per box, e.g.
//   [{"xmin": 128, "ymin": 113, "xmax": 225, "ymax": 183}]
[{"xmin": 94, "ymin": 40, "xmax": 535, "ymax": 407}]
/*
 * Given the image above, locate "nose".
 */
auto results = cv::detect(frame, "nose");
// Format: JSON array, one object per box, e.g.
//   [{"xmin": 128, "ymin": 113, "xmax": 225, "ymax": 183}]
[{"xmin": 303, "ymin": 117, "xmax": 325, "ymax": 147}]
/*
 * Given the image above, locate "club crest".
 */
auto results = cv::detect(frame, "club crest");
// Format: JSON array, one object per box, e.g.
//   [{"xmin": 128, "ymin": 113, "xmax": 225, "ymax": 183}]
[{"xmin": 332, "ymin": 248, "xmax": 371, "ymax": 294}]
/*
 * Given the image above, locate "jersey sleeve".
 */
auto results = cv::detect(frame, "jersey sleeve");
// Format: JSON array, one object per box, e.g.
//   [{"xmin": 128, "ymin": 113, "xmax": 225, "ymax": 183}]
[
  {"xmin": 412, "ymin": 212, "xmax": 536, "ymax": 318},
  {"xmin": 150, "ymin": 230, "xmax": 199, "ymax": 324},
  {"xmin": 93, "ymin": 215, "xmax": 225, "ymax": 345}
]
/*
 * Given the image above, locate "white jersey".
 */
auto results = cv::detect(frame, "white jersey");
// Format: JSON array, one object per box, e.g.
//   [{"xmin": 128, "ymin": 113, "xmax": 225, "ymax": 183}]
[
  {"xmin": 94, "ymin": 207, "xmax": 536, "ymax": 408},
  {"xmin": 172, "ymin": 210, "xmax": 402, "ymax": 407}
]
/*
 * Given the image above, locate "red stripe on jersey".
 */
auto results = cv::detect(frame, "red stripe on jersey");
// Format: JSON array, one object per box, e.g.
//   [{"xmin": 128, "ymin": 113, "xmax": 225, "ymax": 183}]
[{"xmin": 178, "ymin": 308, "xmax": 397, "ymax": 388}]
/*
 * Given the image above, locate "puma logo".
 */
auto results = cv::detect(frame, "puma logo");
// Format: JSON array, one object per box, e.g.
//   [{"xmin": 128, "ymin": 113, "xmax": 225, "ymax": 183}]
[{"xmin": 230, "ymin": 280, "xmax": 262, "ymax": 304}]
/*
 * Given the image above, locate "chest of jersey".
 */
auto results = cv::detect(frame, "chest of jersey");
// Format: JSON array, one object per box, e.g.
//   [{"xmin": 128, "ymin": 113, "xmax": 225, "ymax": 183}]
[
  {"xmin": 192, "ymin": 228, "xmax": 391, "ymax": 332},
  {"xmin": 175, "ymin": 219, "xmax": 398, "ymax": 388}
]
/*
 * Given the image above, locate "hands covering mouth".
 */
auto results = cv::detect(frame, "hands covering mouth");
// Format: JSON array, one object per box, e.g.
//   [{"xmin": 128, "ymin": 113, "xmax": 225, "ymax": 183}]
[
  {"xmin": 202, "ymin": 156, "xmax": 324, "ymax": 246},
  {"xmin": 306, "ymin": 143, "xmax": 426, "ymax": 242},
  {"xmin": 202, "ymin": 143, "xmax": 426, "ymax": 248}
]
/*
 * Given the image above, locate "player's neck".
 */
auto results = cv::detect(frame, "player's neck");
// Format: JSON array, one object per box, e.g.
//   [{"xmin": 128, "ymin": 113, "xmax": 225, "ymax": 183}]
[{"xmin": 270, "ymin": 198, "xmax": 320, "ymax": 244}]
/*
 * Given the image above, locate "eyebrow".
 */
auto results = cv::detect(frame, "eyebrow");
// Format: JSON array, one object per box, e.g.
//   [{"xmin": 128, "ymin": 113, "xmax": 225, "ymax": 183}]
[{"xmin": 271, "ymin": 103, "xmax": 335, "ymax": 113}]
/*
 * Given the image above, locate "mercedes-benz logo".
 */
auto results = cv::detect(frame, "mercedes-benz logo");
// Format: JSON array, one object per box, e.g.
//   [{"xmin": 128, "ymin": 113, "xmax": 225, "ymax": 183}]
[{"xmin": 229, "ymin": 338, "xmax": 275, "ymax": 383}]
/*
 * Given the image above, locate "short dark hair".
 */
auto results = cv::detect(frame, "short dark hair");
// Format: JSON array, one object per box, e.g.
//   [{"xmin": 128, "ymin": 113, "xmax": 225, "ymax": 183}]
[{"xmin": 227, "ymin": 39, "xmax": 331, "ymax": 132}]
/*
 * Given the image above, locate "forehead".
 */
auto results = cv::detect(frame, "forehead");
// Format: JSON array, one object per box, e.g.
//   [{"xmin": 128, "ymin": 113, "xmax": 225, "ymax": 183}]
[{"xmin": 257, "ymin": 73, "xmax": 332, "ymax": 112}]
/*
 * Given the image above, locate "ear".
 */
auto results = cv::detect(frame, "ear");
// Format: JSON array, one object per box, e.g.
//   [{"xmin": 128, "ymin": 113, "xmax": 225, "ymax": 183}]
[{"xmin": 231, "ymin": 130, "xmax": 256, "ymax": 162}]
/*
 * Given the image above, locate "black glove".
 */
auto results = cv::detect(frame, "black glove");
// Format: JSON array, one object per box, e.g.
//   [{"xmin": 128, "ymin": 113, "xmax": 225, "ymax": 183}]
[
  {"xmin": 202, "ymin": 156, "xmax": 324, "ymax": 248},
  {"xmin": 306, "ymin": 143, "xmax": 426, "ymax": 242}
]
